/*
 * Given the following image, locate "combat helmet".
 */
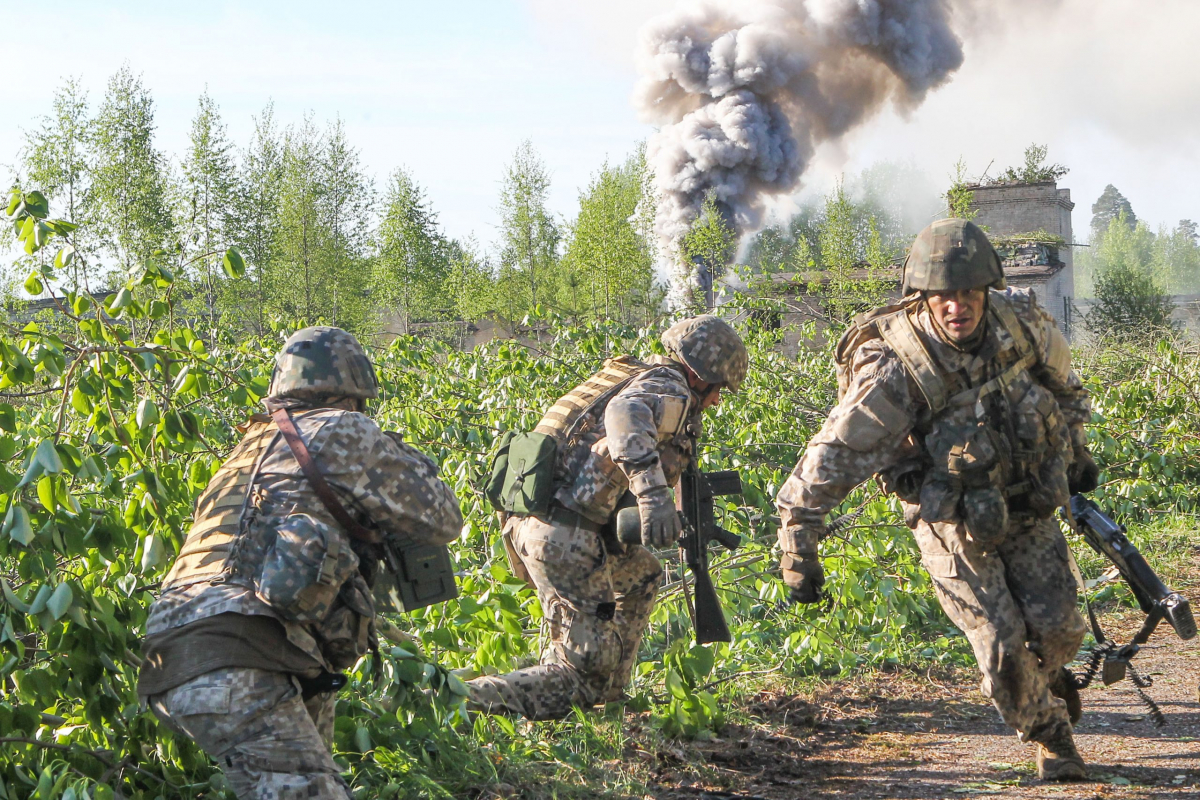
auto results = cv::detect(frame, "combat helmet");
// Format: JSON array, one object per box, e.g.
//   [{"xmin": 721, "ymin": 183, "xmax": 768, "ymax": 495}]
[
  {"xmin": 902, "ymin": 218, "xmax": 1006, "ymax": 294},
  {"xmin": 268, "ymin": 326, "xmax": 378, "ymax": 401},
  {"xmin": 661, "ymin": 315, "xmax": 748, "ymax": 392}
]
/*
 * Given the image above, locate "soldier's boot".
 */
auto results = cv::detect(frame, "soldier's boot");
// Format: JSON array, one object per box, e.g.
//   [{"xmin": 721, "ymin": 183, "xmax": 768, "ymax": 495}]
[
  {"xmin": 1035, "ymin": 721, "xmax": 1087, "ymax": 781},
  {"xmin": 1048, "ymin": 667, "xmax": 1082, "ymax": 725}
]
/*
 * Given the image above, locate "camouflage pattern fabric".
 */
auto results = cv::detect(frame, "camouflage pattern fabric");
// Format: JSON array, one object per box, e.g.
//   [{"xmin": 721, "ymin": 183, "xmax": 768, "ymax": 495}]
[
  {"xmin": 146, "ymin": 407, "xmax": 463, "ymax": 670},
  {"xmin": 467, "ymin": 513, "xmax": 663, "ymax": 719},
  {"xmin": 902, "ymin": 217, "xmax": 1006, "ymax": 294},
  {"xmin": 777, "ymin": 288, "xmax": 1090, "ymax": 740},
  {"xmin": 554, "ymin": 357, "xmax": 696, "ymax": 524},
  {"xmin": 469, "ymin": 358, "xmax": 710, "ymax": 719},
  {"xmin": 661, "ymin": 315, "xmax": 749, "ymax": 391},
  {"xmin": 914, "ymin": 515, "xmax": 1086, "ymax": 741},
  {"xmin": 149, "ymin": 667, "xmax": 349, "ymax": 799},
  {"xmin": 269, "ymin": 326, "xmax": 378, "ymax": 401}
]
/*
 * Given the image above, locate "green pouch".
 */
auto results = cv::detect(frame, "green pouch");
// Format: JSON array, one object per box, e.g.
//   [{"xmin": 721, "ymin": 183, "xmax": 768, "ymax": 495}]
[
  {"xmin": 484, "ymin": 431, "xmax": 515, "ymax": 512},
  {"xmin": 499, "ymin": 431, "xmax": 557, "ymax": 516}
]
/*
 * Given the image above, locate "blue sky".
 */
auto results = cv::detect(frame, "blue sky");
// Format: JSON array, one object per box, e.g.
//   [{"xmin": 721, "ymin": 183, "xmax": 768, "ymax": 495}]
[{"xmin": 2, "ymin": 0, "xmax": 1198, "ymax": 252}]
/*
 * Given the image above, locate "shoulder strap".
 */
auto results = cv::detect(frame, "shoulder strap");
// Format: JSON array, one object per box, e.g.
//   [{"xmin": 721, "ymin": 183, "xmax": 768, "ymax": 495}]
[
  {"xmin": 988, "ymin": 291, "xmax": 1036, "ymax": 364},
  {"xmin": 875, "ymin": 309, "xmax": 949, "ymax": 415},
  {"xmin": 269, "ymin": 406, "xmax": 381, "ymax": 545}
]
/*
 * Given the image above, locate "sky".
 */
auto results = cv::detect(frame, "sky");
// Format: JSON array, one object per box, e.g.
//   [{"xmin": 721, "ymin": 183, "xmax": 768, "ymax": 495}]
[{"xmin": 1, "ymin": 0, "xmax": 1198, "ymax": 252}]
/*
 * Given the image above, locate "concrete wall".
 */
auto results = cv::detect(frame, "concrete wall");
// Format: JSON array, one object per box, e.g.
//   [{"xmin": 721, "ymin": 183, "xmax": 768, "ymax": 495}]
[{"xmin": 969, "ymin": 181, "xmax": 1077, "ymax": 338}]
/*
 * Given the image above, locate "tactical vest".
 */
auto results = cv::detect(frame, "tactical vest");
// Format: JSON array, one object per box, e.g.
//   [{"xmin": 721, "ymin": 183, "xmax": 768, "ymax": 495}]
[
  {"xmin": 836, "ymin": 291, "xmax": 1072, "ymax": 541},
  {"xmin": 162, "ymin": 419, "xmax": 278, "ymax": 589},
  {"xmin": 534, "ymin": 355, "xmax": 651, "ymax": 442}
]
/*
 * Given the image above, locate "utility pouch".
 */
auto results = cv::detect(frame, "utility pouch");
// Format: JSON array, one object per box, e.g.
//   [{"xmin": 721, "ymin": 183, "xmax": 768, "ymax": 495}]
[
  {"xmin": 483, "ymin": 431, "xmax": 515, "ymax": 512},
  {"xmin": 497, "ymin": 432, "xmax": 557, "ymax": 516},
  {"xmin": 375, "ymin": 542, "xmax": 459, "ymax": 612}
]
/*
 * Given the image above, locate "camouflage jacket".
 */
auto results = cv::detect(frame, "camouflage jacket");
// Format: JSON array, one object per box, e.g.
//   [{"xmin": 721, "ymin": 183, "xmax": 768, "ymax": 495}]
[
  {"xmin": 776, "ymin": 288, "xmax": 1090, "ymax": 554},
  {"xmin": 146, "ymin": 408, "xmax": 463, "ymax": 670},
  {"xmin": 555, "ymin": 356, "xmax": 699, "ymax": 524}
]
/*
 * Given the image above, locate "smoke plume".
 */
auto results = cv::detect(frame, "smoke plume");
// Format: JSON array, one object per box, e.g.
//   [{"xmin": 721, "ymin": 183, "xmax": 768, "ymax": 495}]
[{"xmin": 635, "ymin": 0, "xmax": 965, "ymax": 299}]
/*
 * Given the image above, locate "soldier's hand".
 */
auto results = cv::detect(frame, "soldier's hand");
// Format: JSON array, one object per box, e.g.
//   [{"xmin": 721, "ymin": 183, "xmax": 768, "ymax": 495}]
[
  {"xmin": 1068, "ymin": 448, "xmax": 1100, "ymax": 495},
  {"xmin": 637, "ymin": 487, "xmax": 682, "ymax": 549},
  {"xmin": 781, "ymin": 552, "xmax": 824, "ymax": 604}
]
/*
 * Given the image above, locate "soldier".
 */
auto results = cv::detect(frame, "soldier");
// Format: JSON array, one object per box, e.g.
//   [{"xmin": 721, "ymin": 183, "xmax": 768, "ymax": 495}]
[
  {"xmin": 138, "ymin": 327, "xmax": 463, "ymax": 800},
  {"xmin": 468, "ymin": 315, "xmax": 748, "ymax": 720},
  {"xmin": 776, "ymin": 219, "xmax": 1098, "ymax": 781}
]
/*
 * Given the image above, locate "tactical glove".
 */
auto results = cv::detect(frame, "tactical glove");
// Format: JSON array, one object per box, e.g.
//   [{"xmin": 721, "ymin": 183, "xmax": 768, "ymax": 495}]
[
  {"xmin": 1068, "ymin": 448, "xmax": 1099, "ymax": 495},
  {"xmin": 637, "ymin": 487, "xmax": 682, "ymax": 549},
  {"xmin": 781, "ymin": 552, "xmax": 824, "ymax": 604}
]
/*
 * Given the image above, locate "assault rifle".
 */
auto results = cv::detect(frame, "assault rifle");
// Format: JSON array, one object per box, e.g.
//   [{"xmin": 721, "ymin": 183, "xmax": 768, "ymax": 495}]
[
  {"xmin": 616, "ymin": 464, "xmax": 743, "ymax": 644},
  {"xmin": 1061, "ymin": 495, "xmax": 1196, "ymax": 722}
]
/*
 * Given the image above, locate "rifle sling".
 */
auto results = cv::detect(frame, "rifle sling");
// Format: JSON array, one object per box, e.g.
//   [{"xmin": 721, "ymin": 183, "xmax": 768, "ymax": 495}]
[{"xmin": 269, "ymin": 406, "xmax": 381, "ymax": 546}]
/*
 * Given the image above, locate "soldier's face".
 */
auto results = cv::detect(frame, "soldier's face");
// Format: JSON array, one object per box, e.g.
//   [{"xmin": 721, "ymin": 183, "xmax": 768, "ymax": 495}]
[
  {"xmin": 685, "ymin": 369, "xmax": 724, "ymax": 411},
  {"xmin": 927, "ymin": 288, "xmax": 986, "ymax": 341}
]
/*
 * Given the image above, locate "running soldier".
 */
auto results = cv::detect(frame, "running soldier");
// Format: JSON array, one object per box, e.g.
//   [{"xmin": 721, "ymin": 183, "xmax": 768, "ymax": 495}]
[
  {"xmin": 139, "ymin": 327, "xmax": 463, "ymax": 799},
  {"xmin": 468, "ymin": 316, "xmax": 748, "ymax": 720},
  {"xmin": 776, "ymin": 219, "xmax": 1098, "ymax": 781}
]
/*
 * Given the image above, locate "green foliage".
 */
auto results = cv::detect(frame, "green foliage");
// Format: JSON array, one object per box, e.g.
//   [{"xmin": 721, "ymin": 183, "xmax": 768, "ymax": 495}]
[
  {"xmin": 495, "ymin": 140, "xmax": 561, "ymax": 323},
  {"xmin": 1085, "ymin": 213, "xmax": 1176, "ymax": 340},
  {"xmin": 945, "ymin": 158, "xmax": 977, "ymax": 221},
  {"xmin": 987, "ymin": 143, "xmax": 1069, "ymax": 185},
  {"xmin": 559, "ymin": 148, "xmax": 661, "ymax": 325},
  {"xmin": 807, "ymin": 183, "xmax": 893, "ymax": 324},
  {"xmin": 1091, "ymin": 183, "xmax": 1137, "ymax": 235},
  {"xmin": 682, "ymin": 193, "xmax": 736, "ymax": 309}
]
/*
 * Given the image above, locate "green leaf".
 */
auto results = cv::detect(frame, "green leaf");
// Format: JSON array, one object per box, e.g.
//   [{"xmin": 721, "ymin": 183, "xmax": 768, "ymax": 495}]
[
  {"xmin": 54, "ymin": 245, "xmax": 74, "ymax": 269},
  {"xmin": 0, "ymin": 577, "xmax": 30, "ymax": 613},
  {"xmin": 140, "ymin": 534, "xmax": 164, "ymax": 572},
  {"xmin": 107, "ymin": 287, "xmax": 132, "ymax": 313},
  {"xmin": 222, "ymin": 247, "xmax": 246, "ymax": 278},
  {"xmin": 446, "ymin": 673, "xmax": 470, "ymax": 696},
  {"xmin": 23, "ymin": 191, "xmax": 49, "ymax": 219},
  {"xmin": 353, "ymin": 725, "xmax": 372, "ymax": 753},
  {"xmin": 665, "ymin": 669, "xmax": 688, "ymax": 700},
  {"xmin": 72, "ymin": 293, "xmax": 91, "ymax": 315},
  {"xmin": 46, "ymin": 583, "xmax": 72, "ymax": 620},
  {"xmin": 23, "ymin": 272, "xmax": 43, "ymax": 296},
  {"xmin": 36, "ymin": 476, "xmax": 56, "ymax": 513},
  {"xmin": 35, "ymin": 440, "xmax": 64, "ymax": 474},
  {"xmin": 136, "ymin": 398, "xmax": 160, "ymax": 429},
  {"xmin": 5, "ymin": 189, "xmax": 20, "ymax": 217},
  {"xmin": 0, "ymin": 404, "xmax": 15, "ymax": 433}
]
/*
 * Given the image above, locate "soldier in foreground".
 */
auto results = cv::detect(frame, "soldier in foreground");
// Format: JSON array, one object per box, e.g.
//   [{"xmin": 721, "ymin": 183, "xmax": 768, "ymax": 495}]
[
  {"xmin": 468, "ymin": 315, "xmax": 748, "ymax": 720},
  {"xmin": 139, "ymin": 327, "xmax": 463, "ymax": 799},
  {"xmin": 777, "ymin": 219, "xmax": 1098, "ymax": 781}
]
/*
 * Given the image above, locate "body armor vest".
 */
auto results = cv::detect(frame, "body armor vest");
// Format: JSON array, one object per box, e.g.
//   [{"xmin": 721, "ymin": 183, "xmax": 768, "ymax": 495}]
[
  {"xmin": 534, "ymin": 355, "xmax": 650, "ymax": 442},
  {"xmin": 162, "ymin": 419, "xmax": 278, "ymax": 589},
  {"xmin": 837, "ymin": 292, "xmax": 1072, "ymax": 541}
]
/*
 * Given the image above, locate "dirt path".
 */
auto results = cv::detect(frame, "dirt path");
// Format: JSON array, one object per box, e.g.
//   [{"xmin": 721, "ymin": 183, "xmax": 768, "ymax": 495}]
[{"xmin": 634, "ymin": 604, "xmax": 1200, "ymax": 799}]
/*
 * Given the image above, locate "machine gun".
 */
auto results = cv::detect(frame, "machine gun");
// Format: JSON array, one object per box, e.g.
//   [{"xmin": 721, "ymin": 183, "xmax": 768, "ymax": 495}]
[
  {"xmin": 616, "ymin": 464, "xmax": 743, "ymax": 644},
  {"xmin": 1061, "ymin": 495, "xmax": 1196, "ymax": 723}
]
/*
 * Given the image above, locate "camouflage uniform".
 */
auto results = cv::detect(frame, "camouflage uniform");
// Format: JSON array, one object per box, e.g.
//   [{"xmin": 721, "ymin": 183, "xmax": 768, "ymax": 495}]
[
  {"xmin": 469, "ymin": 316, "xmax": 748, "ymax": 720},
  {"xmin": 777, "ymin": 286, "xmax": 1090, "ymax": 745},
  {"xmin": 141, "ymin": 327, "xmax": 463, "ymax": 799}
]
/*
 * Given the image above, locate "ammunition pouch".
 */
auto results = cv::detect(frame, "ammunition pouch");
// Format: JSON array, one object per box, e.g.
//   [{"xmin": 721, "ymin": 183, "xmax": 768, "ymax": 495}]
[
  {"xmin": 484, "ymin": 431, "xmax": 557, "ymax": 517},
  {"xmin": 374, "ymin": 541, "xmax": 458, "ymax": 612}
]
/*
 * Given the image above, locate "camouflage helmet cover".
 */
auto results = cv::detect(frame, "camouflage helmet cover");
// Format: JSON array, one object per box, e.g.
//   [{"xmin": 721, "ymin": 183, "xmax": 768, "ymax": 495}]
[
  {"xmin": 661, "ymin": 315, "xmax": 748, "ymax": 392},
  {"xmin": 903, "ymin": 218, "xmax": 1006, "ymax": 294},
  {"xmin": 268, "ymin": 326, "xmax": 378, "ymax": 401}
]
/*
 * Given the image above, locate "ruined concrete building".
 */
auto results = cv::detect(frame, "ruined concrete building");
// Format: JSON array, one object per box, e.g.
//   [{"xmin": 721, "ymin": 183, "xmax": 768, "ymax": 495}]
[{"xmin": 967, "ymin": 180, "xmax": 1076, "ymax": 336}]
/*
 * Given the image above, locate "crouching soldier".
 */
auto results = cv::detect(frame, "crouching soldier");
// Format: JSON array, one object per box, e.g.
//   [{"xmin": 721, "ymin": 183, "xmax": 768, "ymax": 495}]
[
  {"xmin": 138, "ymin": 327, "xmax": 463, "ymax": 799},
  {"xmin": 468, "ymin": 315, "xmax": 748, "ymax": 720},
  {"xmin": 776, "ymin": 219, "xmax": 1098, "ymax": 781}
]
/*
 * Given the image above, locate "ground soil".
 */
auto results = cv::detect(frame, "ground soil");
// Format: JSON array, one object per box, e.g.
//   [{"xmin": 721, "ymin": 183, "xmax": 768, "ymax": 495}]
[{"xmin": 629, "ymin": 588, "xmax": 1200, "ymax": 799}]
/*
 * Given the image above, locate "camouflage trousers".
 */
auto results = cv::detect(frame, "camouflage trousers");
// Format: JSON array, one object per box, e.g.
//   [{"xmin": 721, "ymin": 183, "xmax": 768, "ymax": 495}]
[
  {"xmin": 912, "ymin": 514, "xmax": 1087, "ymax": 742},
  {"xmin": 149, "ymin": 667, "xmax": 348, "ymax": 799},
  {"xmin": 468, "ymin": 513, "xmax": 663, "ymax": 720}
]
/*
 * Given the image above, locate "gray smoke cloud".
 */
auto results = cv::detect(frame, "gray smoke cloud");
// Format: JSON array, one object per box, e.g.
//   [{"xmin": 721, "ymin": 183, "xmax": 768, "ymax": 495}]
[{"xmin": 635, "ymin": 0, "xmax": 965, "ymax": 299}]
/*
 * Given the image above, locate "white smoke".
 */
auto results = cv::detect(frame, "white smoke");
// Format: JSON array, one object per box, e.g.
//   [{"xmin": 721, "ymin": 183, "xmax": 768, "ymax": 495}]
[{"xmin": 636, "ymin": 0, "xmax": 965, "ymax": 299}]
